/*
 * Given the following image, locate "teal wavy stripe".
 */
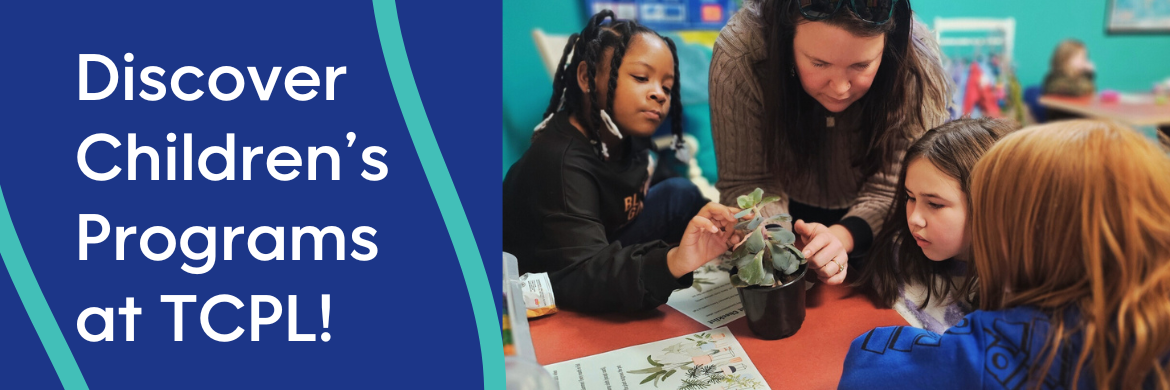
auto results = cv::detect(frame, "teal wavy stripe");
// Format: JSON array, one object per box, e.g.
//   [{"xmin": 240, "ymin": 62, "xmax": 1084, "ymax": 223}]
[
  {"xmin": 370, "ymin": 1, "xmax": 503, "ymax": 389},
  {"xmin": 0, "ymin": 184, "xmax": 89, "ymax": 389}
]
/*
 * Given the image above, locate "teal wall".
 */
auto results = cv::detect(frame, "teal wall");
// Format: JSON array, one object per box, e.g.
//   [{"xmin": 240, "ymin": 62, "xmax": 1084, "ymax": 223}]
[
  {"xmin": 912, "ymin": 0, "xmax": 1170, "ymax": 94},
  {"xmin": 503, "ymin": 0, "xmax": 585, "ymax": 178},
  {"xmin": 503, "ymin": 0, "xmax": 1170, "ymax": 175}
]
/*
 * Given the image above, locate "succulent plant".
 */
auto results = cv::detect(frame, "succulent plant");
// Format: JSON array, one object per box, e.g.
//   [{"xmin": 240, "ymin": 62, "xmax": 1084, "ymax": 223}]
[{"xmin": 727, "ymin": 188, "xmax": 806, "ymax": 288}]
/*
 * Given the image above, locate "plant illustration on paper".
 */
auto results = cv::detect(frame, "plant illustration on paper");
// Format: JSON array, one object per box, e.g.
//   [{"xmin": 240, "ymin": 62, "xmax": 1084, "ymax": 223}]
[{"xmin": 628, "ymin": 331, "xmax": 766, "ymax": 389}]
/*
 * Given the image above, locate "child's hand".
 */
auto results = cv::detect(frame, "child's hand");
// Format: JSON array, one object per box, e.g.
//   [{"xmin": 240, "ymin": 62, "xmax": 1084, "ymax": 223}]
[
  {"xmin": 794, "ymin": 220, "xmax": 852, "ymax": 285},
  {"xmin": 666, "ymin": 203, "xmax": 742, "ymax": 278}
]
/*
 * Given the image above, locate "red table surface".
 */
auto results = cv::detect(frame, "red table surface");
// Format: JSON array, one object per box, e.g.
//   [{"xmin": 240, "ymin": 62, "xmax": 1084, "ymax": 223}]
[{"xmin": 529, "ymin": 282, "xmax": 909, "ymax": 390}]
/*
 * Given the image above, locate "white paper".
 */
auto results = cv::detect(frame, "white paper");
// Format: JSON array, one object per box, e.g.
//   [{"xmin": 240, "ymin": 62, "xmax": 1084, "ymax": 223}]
[
  {"xmin": 667, "ymin": 263, "xmax": 744, "ymax": 329},
  {"xmin": 546, "ymin": 327, "xmax": 770, "ymax": 390}
]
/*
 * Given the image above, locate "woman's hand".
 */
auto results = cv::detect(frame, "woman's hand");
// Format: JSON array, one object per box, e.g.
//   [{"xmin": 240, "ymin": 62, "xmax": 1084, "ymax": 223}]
[
  {"xmin": 667, "ymin": 203, "xmax": 744, "ymax": 278},
  {"xmin": 793, "ymin": 220, "xmax": 853, "ymax": 285}
]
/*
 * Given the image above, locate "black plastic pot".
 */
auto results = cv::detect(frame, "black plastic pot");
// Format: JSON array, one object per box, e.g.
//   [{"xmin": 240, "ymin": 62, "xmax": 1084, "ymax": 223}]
[{"xmin": 735, "ymin": 264, "xmax": 808, "ymax": 340}]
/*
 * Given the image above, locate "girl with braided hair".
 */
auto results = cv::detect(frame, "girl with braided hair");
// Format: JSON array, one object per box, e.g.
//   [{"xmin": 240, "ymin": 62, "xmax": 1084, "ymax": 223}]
[{"xmin": 504, "ymin": 11, "xmax": 741, "ymax": 313}]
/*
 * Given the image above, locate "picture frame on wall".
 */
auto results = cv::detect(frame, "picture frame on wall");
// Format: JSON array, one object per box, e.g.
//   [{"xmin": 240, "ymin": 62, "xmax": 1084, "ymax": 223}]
[{"xmin": 1107, "ymin": 0, "xmax": 1170, "ymax": 34}]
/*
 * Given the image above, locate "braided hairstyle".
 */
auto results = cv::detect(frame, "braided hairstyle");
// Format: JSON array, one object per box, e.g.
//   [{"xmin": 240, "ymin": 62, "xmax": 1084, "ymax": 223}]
[{"xmin": 537, "ymin": 10, "xmax": 684, "ymax": 160}]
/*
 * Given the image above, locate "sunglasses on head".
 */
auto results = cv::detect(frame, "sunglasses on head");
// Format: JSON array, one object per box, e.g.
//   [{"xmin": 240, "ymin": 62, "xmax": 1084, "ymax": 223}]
[{"xmin": 798, "ymin": 0, "xmax": 901, "ymax": 25}]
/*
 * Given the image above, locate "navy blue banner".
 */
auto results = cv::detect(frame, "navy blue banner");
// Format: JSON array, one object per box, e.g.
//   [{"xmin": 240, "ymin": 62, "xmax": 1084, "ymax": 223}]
[{"xmin": 0, "ymin": 1, "xmax": 502, "ymax": 388}]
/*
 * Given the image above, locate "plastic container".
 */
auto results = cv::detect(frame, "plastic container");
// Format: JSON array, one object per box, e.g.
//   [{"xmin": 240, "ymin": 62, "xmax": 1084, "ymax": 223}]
[{"xmin": 503, "ymin": 252, "xmax": 559, "ymax": 390}]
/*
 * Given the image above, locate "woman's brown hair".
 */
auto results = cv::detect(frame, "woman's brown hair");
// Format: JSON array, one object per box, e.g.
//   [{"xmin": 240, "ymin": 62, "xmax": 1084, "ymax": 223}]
[{"xmin": 755, "ymin": 0, "xmax": 950, "ymax": 183}]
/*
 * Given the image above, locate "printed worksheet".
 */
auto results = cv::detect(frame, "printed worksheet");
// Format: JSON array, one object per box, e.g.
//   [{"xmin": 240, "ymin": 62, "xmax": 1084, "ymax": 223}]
[
  {"xmin": 667, "ymin": 262, "xmax": 744, "ymax": 328},
  {"xmin": 545, "ymin": 327, "xmax": 769, "ymax": 390}
]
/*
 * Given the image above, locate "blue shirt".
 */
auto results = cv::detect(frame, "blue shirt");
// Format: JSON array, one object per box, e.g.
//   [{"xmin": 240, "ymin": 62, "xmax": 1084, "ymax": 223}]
[{"xmin": 840, "ymin": 306, "xmax": 1093, "ymax": 390}]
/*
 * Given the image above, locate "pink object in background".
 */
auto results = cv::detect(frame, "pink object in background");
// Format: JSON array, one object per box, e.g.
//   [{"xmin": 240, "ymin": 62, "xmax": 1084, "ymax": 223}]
[{"xmin": 1100, "ymin": 90, "xmax": 1121, "ymax": 103}]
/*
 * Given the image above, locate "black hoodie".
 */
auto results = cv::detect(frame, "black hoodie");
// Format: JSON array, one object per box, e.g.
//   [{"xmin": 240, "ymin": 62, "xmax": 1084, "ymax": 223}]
[{"xmin": 503, "ymin": 112, "xmax": 692, "ymax": 313}]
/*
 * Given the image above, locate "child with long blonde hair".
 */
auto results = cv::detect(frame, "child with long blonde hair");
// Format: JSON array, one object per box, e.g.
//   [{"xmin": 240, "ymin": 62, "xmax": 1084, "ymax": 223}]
[{"xmin": 841, "ymin": 120, "xmax": 1170, "ymax": 389}]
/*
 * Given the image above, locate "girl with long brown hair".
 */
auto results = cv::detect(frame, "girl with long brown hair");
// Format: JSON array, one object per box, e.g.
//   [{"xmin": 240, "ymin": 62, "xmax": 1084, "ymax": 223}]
[
  {"xmin": 856, "ymin": 117, "xmax": 1018, "ymax": 334},
  {"xmin": 840, "ymin": 120, "xmax": 1170, "ymax": 389}
]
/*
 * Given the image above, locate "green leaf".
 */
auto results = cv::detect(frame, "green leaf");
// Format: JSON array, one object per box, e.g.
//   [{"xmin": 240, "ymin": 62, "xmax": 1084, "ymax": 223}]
[
  {"xmin": 746, "ymin": 214, "xmax": 763, "ymax": 231},
  {"xmin": 641, "ymin": 371, "xmax": 662, "ymax": 385},
  {"xmin": 764, "ymin": 213, "xmax": 793, "ymax": 224},
  {"xmin": 734, "ymin": 220, "xmax": 750, "ymax": 230},
  {"xmin": 732, "ymin": 252, "xmax": 755, "ymax": 271},
  {"xmin": 784, "ymin": 244, "xmax": 805, "ymax": 260},
  {"xmin": 730, "ymin": 226, "xmax": 767, "ymax": 260},
  {"xmin": 663, "ymin": 369, "xmax": 677, "ymax": 380},
  {"xmin": 772, "ymin": 244, "xmax": 800, "ymax": 275},
  {"xmin": 741, "ymin": 228, "xmax": 766, "ymax": 254},
  {"xmin": 647, "ymin": 355, "xmax": 663, "ymax": 367},
  {"xmin": 759, "ymin": 253, "xmax": 777, "ymax": 286},
  {"xmin": 736, "ymin": 251, "xmax": 767, "ymax": 286},
  {"xmin": 760, "ymin": 270, "xmax": 776, "ymax": 286},
  {"xmin": 629, "ymin": 367, "xmax": 663, "ymax": 374},
  {"xmin": 760, "ymin": 196, "xmax": 781, "ymax": 205},
  {"xmin": 729, "ymin": 274, "xmax": 747, "ymax": 287},
  {"xmin": 766, "ymin": 226, "xmax": 796, "ymax": 245},
  {"xmin": 782, "ymin": 253, "xmax": 799, "ymax": 274},
  {"xmin": 749, "ymin": 188, "xmax": 763, "ymax": 205},
  {"xmin": 737, "ymin": 195, "xmax": 752, "ymax": 209},
  {"xmin": 769, "ymin": 245, "xmax": 789, "ymax": 274},
  {"xmin": 733, "ymin": 208, "xmax": 752, "ymax": 219}
]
